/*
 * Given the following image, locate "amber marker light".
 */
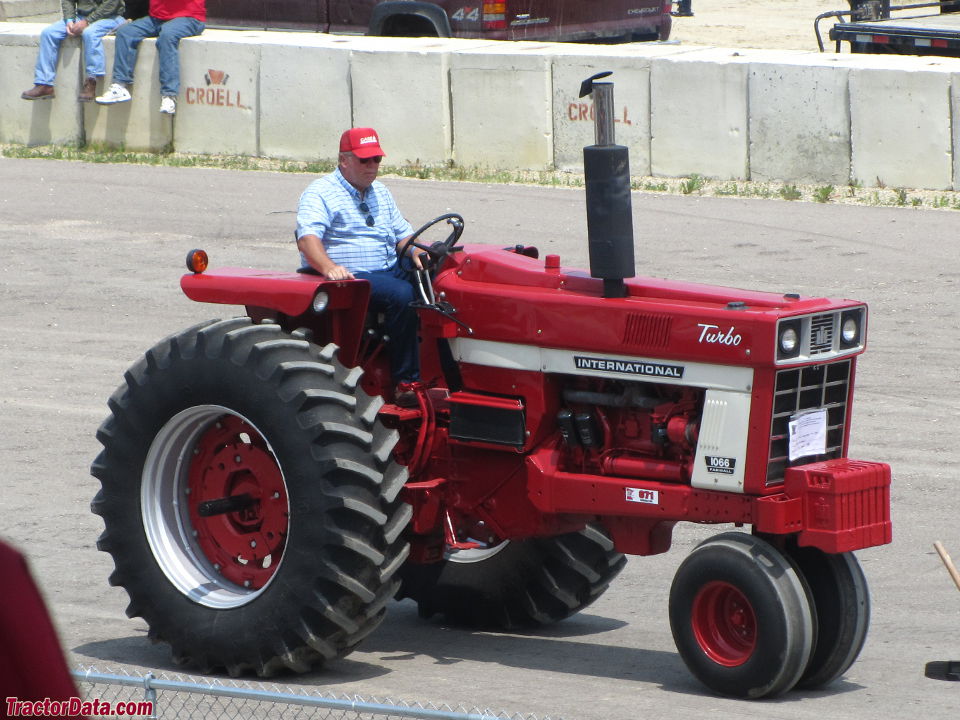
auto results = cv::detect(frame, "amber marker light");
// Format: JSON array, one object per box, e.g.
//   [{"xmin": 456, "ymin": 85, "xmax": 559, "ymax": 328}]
[{"xmin": 186, "ymin": 248, "xmax": 209, "ymax": 273}]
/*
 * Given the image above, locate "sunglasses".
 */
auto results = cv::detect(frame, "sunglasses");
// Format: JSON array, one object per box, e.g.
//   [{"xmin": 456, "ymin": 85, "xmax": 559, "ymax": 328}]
[
  {"xmin": 358, "ymin": 202, "xmax": 375, "ymax": 227},
  {"xmin": 357, "ymin": 155, "xmax": 383, "ymax": 165}
]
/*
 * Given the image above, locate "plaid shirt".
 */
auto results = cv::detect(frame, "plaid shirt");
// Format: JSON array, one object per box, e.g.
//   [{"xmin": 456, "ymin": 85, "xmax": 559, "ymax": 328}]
[{"xmin": 296, "ymin": 169, "xmax": 413, "ymax": 273}]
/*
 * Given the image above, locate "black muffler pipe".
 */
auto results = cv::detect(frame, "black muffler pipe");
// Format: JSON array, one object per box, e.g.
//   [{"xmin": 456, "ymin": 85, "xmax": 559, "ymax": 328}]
[{"xmin": 581, "ymin": 72, "xmax": 635, "ymax": 298}]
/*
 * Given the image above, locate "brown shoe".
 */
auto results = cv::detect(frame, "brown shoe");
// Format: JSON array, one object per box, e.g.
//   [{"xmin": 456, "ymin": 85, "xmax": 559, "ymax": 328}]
[
  {"xmin": 78, "ymin": 77, "xmax": 98, "ymax": 102},
  {"xmin": 21, "ymin": 84, "xmax": 54, "ymax": 101},
  {"xmin": 393, "ymin": 385, "xmax": 419, "ymax": 408}
]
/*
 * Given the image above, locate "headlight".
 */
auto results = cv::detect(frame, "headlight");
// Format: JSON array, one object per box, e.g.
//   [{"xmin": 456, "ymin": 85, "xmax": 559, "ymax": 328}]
[
  {"xmin": 780, "ymin": 327, "xmax": 799, "ymax": 353},
  {"xmin": 841, "ymin": 317, "xmax": 857, "ymax": 343},
  {"xmin": 839, "ymin": 308, "xmax": 863, "ymax": 349},
  {"xmin": 777, "ymin": 319, "xmax": 802, "ymax": 360},
  {"xmin": 312, "ymin": 291, "xmax": 329, "ymax": 313}
]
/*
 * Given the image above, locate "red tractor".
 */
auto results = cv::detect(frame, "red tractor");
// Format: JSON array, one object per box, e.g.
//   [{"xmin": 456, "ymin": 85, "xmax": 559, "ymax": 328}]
[{"xmin": 91, "ymin": 77, "xmax": 891, "ymax": 699}]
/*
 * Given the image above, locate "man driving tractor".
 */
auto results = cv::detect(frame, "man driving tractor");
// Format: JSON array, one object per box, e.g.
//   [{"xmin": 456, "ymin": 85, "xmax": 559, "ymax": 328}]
[{"xmin": 295, "ymin": 128, "xmax": 423, "ymax": 406}]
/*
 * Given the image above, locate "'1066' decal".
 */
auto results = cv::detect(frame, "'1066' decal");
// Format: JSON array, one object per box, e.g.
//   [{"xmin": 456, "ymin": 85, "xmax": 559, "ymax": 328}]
[{"xmin": 705, "ymin": 456, "xmax": 737, "ymax": 475}]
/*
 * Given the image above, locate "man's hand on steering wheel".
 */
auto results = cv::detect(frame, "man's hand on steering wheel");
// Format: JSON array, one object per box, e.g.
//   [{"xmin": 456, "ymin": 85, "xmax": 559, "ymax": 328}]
[
  {"xmin": 401, "ymin": 243, "xmax": 430, "ymax": 271},
  {"xmin": 397, "ymin": 213, "xmax": 465, "ymax": 273}
]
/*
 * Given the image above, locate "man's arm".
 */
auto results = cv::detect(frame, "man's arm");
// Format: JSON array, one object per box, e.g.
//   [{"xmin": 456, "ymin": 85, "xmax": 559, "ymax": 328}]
[{"xmin": 297, "ymin": 234, "xmax": 354, "ymax": 281}]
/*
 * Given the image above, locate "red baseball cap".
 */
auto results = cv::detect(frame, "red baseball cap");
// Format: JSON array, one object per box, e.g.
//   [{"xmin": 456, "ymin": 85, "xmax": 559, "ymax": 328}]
[{"xmin": 339, "ymin": 127, "xmax": 386, "ymax": 159}]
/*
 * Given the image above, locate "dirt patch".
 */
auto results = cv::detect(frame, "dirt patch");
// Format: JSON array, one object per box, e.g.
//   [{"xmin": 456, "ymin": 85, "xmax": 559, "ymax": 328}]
[{"xmin": 669, "ymin": 0, "xmax": 850, "ymax": 51}]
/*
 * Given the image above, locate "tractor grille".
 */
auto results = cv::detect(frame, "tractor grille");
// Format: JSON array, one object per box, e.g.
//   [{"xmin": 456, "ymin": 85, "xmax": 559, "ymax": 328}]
[
  {"xmin": 767, "ymin": 359, "xmax": 851, "ymax": 486},
  {"xmin": 809, "ymin": 313, "xmax": 835, "ymax": 356}
]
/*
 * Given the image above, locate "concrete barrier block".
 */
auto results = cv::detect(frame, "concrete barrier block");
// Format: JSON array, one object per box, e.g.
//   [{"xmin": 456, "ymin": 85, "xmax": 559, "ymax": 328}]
[
  {"xmin": 449, "ymin": 44, "xmax": 554, "ymax": 170},
  {"xmin": 84, "ymin": 37, "xmax": 173, "ymax": 151},
  {"xmin": 0, "ymin": 26, "xmax": 83, "ymax": 145},
  {"xmin": 650, "ymin": 48, "xmax": 754, "ymax": 180},
  {"xmin": 350, "ymin": 38, "xmax": 462, "ymax": 167},
  {"xmin": 175, "ymin": 32, "xmax": 258, "ymax": 156},
  {"xmin": 849, "ymin": 60, "xmax": 953, "ymax": 190},
  {"xmin": 258, "ymin": 33, "xmax": 352, "ymax": 161},
  {"xmin": 749, "ymin": 54, "xmax": 851, "ymax": 185},
  {"xmin": 952, "ymin": 74, "xmax": 960, "ymax": 190},
  {"xmin": 551, "ymin": 51, "xmax": 654, "ymax": 175}
]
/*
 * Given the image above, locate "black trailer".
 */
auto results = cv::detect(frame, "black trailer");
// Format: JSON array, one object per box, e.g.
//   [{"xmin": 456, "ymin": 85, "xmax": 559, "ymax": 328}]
[{"xmin": 817, "ymin": 1, "xmax": 960, "ymax": 57}]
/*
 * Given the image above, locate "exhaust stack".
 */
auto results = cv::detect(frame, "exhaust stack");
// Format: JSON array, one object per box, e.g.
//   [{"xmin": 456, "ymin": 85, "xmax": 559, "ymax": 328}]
[{"xmin": 581, "ymin": 72, "xmax": 636, "ymax": 299}]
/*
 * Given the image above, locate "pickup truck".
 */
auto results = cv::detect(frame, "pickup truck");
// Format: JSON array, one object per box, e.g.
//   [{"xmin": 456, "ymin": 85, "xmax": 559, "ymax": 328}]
[
  {"xmin": 820, "ymin": 0, "xmax": 960, "ymax": 57},
  {"xmin": 202, "ymin": 0, "xmax": 673, "ymax": 43}
]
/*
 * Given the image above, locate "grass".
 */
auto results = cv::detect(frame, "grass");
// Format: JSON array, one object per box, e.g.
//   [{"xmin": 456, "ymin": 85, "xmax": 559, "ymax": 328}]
[
  {"xmin": 813, "ymin": 185, "xmax": 834, "ymax": 203},
  {"xmin": 779, "ymin": 184, "xmax": 802, "ymax": 201},
  {"xmin": 5, "ymin": 142, "xmax": 960, "ymax": 210},
  {"xmin": 679, "ymin": 173, "xmax": 707, "ymax": 195}
]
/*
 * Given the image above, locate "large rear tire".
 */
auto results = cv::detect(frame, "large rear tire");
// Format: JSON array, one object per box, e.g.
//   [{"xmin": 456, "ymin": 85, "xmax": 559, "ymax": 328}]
[
  {"xmin": 669, "ymin": 532, "xmax": 814, "ymax": 698},
  {"xmin": 91, "ymin": 318, "xmax": 411, "ymax": 676},
  {"xmin": 787, "ymin": 546, "xmax": 870, "ymax": 689},
  {"xmin": 399, "ymin": 523, "xmax": 626, "ymax": 628}
]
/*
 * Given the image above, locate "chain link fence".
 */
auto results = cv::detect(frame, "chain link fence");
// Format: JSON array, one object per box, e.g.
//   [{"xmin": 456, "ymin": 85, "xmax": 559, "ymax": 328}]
[{"xmin": 71, "ymin": 666, "xmax": 560, "ymax": 720}]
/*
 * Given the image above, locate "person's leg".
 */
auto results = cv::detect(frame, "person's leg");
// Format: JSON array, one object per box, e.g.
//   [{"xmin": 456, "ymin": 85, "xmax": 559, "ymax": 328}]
[
  {"xmin": 155, "ymin": 17, "xmax": 204, "ymax": 98},
  {"xmin": 355, "ymin": 265, "xmax": 420, "ymax": 384},
  {"xmin": 34, "ymin": 20, "xmax": 69, "ymax": 85},
  {"xmin": 81, "ymin": 16, "xmax": 126, "ymax": 80},
  {"xmin": 111, "ymin": 16, "xmax": 159, "ymax": 86}
]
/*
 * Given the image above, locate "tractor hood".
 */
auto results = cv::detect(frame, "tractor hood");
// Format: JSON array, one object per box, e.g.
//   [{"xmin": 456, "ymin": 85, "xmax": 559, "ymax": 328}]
[{"xmin": 433, "ymin": 244, "xmax": 868, "ymax": 369}]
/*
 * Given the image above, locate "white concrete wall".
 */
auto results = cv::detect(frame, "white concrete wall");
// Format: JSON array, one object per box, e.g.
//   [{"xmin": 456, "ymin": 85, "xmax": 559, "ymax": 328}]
[
  {"xmin": 847, "ymin": 55, "xmax": 954, "ymax": 190},
  {"xmin": 748, "ymin": 53, "xmax": 852, "ymax": 186},
  {"xmin": 4, "ymin": 22, "xmax": 960, "ymax": 191},
  {"xmin": 349, "ymin": 37, "xmax": 482, "ymax": 166},
  {"xmin": 258, "ymin": 32, "xmax": 353, "ymax": 161},
  {"xmin": 0, "ymin": 23, "xmax": 83, "ymax": 146},
  {"xmin": 83, "ymin": 37, "xmax": 174, "ymax": 151},
  {"xmin": 550, "ymin": 44, "xmax": 676, "ymax": 176},
  {"xmin": 651, "ymin": 48, "xmax": 756, "ymax": 180},
  {"xmin": 448, "ymin": 42, "xmax": 555, "ymax": 170}
]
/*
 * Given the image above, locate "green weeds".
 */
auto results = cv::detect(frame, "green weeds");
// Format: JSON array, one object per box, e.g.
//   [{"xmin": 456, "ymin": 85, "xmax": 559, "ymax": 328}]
[{"xmin": 5, "ymin": 143, "xmax": 960, "ymax": 210}]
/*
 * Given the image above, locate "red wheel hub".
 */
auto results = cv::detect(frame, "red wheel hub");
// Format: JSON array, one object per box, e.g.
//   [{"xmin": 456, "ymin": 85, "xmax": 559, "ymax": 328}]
[
  {"xmin": 187, "ymin": 415, "xmax": 288, "ymax": 590},
  {"xmin": 691, "ymin": 581, "xmax": 757, "ymax": 667}
]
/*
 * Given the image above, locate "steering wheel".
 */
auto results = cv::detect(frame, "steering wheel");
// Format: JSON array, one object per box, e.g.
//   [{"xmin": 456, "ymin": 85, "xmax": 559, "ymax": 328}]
[{"xmin": 397, "ymin": 213, "xmax": 465, "ymax": 272}]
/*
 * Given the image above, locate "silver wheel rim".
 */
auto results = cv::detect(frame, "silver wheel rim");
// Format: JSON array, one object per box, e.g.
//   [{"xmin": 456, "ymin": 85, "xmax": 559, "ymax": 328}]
[{"xmin": 141, "ymin": 405, "xmax": 287, "ymax": 609}]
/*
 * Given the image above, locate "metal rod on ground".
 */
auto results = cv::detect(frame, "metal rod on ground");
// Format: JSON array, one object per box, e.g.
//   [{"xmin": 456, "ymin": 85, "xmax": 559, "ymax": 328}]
[{"xmin": 933, "ymin": 541, "xmax": 960, "ymax": 592}]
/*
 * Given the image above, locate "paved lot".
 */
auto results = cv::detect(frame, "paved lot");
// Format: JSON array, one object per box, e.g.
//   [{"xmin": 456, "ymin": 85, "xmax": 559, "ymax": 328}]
[{"xmin": 1, "ymin": 156, "xmax": 958, "ymax": 718}]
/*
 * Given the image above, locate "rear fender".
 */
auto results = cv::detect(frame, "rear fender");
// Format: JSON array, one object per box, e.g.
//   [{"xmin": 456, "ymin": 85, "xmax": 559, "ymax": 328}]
[{"xmin": 180, "ymin": 267, "xmax": 371, "ymax": 364}]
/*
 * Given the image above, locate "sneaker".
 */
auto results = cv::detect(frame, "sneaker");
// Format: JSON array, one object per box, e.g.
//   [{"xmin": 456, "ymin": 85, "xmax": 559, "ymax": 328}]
[
  {"xmin": 78, "ymin": 77, "xmax": 98, "ymax": 102},
  {"xmin": 21, "ymin": 84, "xmax": 54, "ymax": 101},
  {"xmin": 159, "ymin": 96, "xmax": 176, "ymax": 115},
  {"xmin": 96, "ymin": 83, "xmax": 131, "ymax": 105}
]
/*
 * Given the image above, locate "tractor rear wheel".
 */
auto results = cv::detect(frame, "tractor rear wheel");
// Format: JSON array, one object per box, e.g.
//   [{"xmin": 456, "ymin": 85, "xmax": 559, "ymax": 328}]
[
  {"xmin": 668, "ymin": 532, "xmax": 814, "ymax": 698},
  {"xmin": 399, "ymin": 523, "xmax": 626, "ymax": 628},
  {"xmin": 91, "ymin": 318, "xmax": 411, "ymax": 676},
  {"xmin": 787, "ymin": 546, "xmax": 870, "ymax": 689}
]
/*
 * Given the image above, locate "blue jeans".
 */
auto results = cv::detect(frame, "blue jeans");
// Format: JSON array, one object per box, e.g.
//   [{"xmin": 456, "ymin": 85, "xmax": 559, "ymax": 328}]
[
  {"xmin": 34, "ymin": 15, "xmax": 125, "ymax": 85},
  {"xmin": 354, "ymin": 263, "xmax": 421, "ymax": 384},
  {"xmin": 111, "ymin": 15, "xmax": 204, "ymax": 97}
]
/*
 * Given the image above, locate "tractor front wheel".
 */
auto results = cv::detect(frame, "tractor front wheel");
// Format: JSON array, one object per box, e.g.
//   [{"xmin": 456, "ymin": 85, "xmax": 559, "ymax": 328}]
[
  {"xmin": 787, "ymin": 545, "xmax": 870, "ymax": 689},
  {"xmin": 91, "ymin": 318, "xmax": 411, "ymax": 676},
  {"xmin": 669, "ymin": 532, "xmax": 814, "ymax": 698}
]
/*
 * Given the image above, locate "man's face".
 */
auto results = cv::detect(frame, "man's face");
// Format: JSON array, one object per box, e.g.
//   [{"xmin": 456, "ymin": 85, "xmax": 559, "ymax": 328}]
[{"xmin": 339, "ymin": 152, "xmax": 383, "ymax": 191}]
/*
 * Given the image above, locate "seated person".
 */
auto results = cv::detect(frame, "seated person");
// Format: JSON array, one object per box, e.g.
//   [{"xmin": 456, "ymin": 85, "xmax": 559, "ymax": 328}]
[{"xmin": 295, "ymin": 128, "xmax": 423, "ymax": 404}]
